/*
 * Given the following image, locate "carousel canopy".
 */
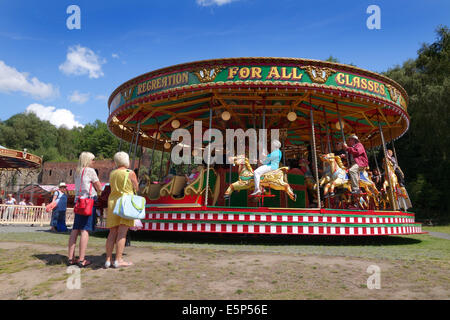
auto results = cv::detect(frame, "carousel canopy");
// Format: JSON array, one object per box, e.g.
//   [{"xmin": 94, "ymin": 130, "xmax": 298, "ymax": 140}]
[
  {"xmin": 0, "ymin": 147, "xmax": 42, "ymax": 170},
  {"xmin": 107, "ymin": 57, "xmax": 409, "ymax": 152},
  {"xmin": 19, "ymin": 183, "xmax": 107, "ymax": 197},
  {"xmin": 19, "ymin": 184, "xmax": 57, "ymax": 196}
]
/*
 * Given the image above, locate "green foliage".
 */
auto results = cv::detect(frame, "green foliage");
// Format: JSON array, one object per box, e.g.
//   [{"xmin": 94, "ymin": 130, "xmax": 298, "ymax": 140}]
[
  {"xmin": 77, "ymin": 120, "xmax": 120, "ymax": 159},
  {"xmin": 384, "ymin": 25, "xmax": 450, "ymax": 223},
  {"xmin": 325, "ymin": 55, "xmax": 340, "ymax": 63},
  {"xmin": 0, "ymin": 113, "xmax": 58, "ymax": 161},
  {"xmin": 0, "ymin": 113, "xmax": 121, "ymax": 162}
]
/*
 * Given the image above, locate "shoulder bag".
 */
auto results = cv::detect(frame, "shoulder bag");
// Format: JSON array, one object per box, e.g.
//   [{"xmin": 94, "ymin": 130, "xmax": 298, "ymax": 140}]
[
  {"xmin": 73, "ymin": 168, "xmax": 94, "ymax": 216},
  {"xmin": 113, "ymin": 170, "xmax": 146, "ymax": 220}
]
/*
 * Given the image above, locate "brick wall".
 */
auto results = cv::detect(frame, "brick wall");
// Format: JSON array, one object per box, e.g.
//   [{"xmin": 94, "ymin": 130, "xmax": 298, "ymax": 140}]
[{"xmin": 0, "ymin": 169, "xmax": 40, "ymax": 196}]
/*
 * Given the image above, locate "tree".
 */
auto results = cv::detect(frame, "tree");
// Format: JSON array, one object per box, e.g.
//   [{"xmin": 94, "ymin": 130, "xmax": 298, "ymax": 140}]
[
  {"xmin": 384, "ymin": 25, "xmax": 450, "ymax": 223},
  {"xmin": 0, "ymin": 113, "xmax": 122, "ymax": 162}
]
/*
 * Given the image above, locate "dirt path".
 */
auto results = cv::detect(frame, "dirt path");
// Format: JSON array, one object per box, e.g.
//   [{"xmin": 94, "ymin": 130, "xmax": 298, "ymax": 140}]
[
  {"xmin": 427, "ymin": 231, "xmax": 450, "ymax": 240},
  {"xmin": 0, "ymin": 241, "xmax": 448, "ymax": 300}
]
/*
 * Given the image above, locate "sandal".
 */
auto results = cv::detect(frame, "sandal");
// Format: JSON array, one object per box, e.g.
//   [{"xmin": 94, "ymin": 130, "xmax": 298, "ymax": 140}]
[
  {"xmin": 67, "ymin": 258, "xmax": 79, "ymax": 266},
  {"xmin": 78, "ymin": 259, "xmax": 92, "ymax": 268},
  {"xmin": 113, "ymin": 260, "xmax": 133, "ymax": 268}
]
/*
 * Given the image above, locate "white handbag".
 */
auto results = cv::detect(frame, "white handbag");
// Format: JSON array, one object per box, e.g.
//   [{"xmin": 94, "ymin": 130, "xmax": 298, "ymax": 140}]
[{"xmin": 113, "ymin": 170, "xmax": 146, "ymax": 220}]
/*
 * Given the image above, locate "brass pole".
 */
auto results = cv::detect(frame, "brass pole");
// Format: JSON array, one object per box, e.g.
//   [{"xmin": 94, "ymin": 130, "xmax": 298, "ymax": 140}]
[
  {"xmin": 148, "ymin": 134, "xmax": 158, "ymax": 178},
  {"xmin": 310, "ymin": 102, "xmax": 321, "ymax": 209},
  {"xmin": 378, "ymin": 115, "xmax": 397, "ymax": 210},
  {"xmin": 204, "ymin": 106, "xmax": 213, "ymax": 207},
  {"xmin": 132, "ymin": 120, "xmax": 141, "ymax": 170},
  {"xmin": 322, "ymin": 106, "xmax": 332, "ymax": 153}
]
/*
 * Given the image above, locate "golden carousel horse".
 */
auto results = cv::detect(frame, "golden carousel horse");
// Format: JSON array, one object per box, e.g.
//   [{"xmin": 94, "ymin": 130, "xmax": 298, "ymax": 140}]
[
  {"xmin": 312, "ymin": 162, "xmax": 332, "ymax": 191},
  {"xmin": 381, "ymin": 157, "xmax": 412, "ymax": 210},
  {"xmin": 318, "ymin": 153, "xmax": 380, "ymax": 209},
  {"xmin": 224, "ymin": 156, "xmax": 297, "ymax": 201}
]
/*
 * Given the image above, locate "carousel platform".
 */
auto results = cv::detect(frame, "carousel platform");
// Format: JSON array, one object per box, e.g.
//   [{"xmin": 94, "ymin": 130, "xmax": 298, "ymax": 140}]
[{"xmin": 136, "ymin": 206, "xmax": 423, "ymax": 236}]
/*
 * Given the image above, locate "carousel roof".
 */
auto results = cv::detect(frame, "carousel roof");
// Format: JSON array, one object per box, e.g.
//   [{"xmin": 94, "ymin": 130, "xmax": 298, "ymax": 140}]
[
  {"xmin": 19, "ymin": 183, "xmax": 107, "ymax": 197},
  {"xmin": 19, "ymin": 184, "xmax": 57, "ymax": 196},
  {"xmin": 107, "ymin": 57, "xmax": 409, "ymax": 151},
  {"xmin": 0, "ymin": 147, "xmax": 42, "ymax": 170}
]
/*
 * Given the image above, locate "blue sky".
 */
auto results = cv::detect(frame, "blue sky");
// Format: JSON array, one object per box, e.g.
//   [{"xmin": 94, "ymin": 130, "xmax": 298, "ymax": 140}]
[{"xmin": 0, "ymin": 0, "xmax": 449, "ymax": 128}]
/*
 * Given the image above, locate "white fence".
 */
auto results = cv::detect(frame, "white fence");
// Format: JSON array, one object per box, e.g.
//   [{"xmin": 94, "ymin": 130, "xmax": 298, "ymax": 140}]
[{"xmin": 0, "ymin": 204, "xmax": 74, "ymax": 226}]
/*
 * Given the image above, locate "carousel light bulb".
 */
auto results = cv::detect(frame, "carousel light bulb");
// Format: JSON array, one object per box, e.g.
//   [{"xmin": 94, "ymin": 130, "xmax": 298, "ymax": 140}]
[
  {"xmin": 171, "ymin": 119, "xmax": 180, "ymax": 129},
  {"xmin": 152, "ymin": 132, "xmax": 161, "ymax": 139},
  {"xmin": 164, "ymin": 142, "xmax": 171, "ymax": 149},
  {"xmin": 287, "ymin": 111, "xmax": 297, "ymax": 122},
  {"xmin": 335, "ymin": 121, "xmax": 345, "ymax": 130},
  {"xmin": 221, "ymin": 111, "xmax": 231, "ymax": 121}
]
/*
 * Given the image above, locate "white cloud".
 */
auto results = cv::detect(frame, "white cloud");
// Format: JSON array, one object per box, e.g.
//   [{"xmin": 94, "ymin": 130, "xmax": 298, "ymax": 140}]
[
  {"xmin": 26, "ymin": 103, "xmax": 83, "ymax": 129},
  {"xmin": 0, "ymin": 60, "xmax": 59, "ymax": 100},
  {"xmin": 68, "ymin": 90, "xmax": 90, "ymax": 104},
  {"xmin": 196, "ymin": 0, "xmax": 237, "ymax": 6},
  {"xmin": 112, "ymin": 53, "xmax": 119, "ymax": 59},
  {"xmin": 59, "ymin": 45, "xmax": 106, "ymax": 79},
  {"xmin": 95, "ymin": 94, "xmax": 108, "ymax": 101}
]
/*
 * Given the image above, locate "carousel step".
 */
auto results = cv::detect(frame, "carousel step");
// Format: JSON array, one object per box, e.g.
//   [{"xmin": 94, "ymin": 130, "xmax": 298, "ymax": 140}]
[
  {"xmin": 139, "ymin": 221, "xmax": 423, "ymax": 236},
  {"xmin": 145, "ymin": 209, "xmax": 416, "ymax": 225}
]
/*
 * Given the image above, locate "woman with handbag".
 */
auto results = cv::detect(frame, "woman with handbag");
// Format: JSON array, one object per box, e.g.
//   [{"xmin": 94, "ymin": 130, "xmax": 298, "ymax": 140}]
[
  {"xmin": 104, "ymin": 151, "xmax": 139, "ymax": 268},
  {"xmin": 67, "ymin": 152, "xmax": 102, "ymax": 267}
]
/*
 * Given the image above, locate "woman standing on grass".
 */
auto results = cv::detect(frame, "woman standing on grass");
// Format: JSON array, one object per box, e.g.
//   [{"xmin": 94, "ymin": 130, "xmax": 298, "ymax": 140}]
[
  {"xmin": 104, "ymin": 151, "xmax": 139, "ymax": 268},
  {"xmin": 67, "ymin": 152, "xmax": 102, "ymax": 267}
]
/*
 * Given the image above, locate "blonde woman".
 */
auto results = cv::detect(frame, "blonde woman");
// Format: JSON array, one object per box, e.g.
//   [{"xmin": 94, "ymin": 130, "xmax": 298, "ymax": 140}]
[
  {"xmin": 67, "ymin": 152, "xmax": 102, "ymax": 267},
  {"xmin": 105, "ymin": 151, "xmax": 139, "ymax": 268}
]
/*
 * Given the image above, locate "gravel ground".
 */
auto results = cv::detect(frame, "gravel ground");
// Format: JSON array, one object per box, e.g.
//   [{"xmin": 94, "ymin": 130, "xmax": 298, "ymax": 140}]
[
  {"xmin": 427, "ymin": 231, "xmax": 450, "ymax": 240},
  {"xmin": 0, "ymin": 225, "xmax": 51, "ymax": 233}
]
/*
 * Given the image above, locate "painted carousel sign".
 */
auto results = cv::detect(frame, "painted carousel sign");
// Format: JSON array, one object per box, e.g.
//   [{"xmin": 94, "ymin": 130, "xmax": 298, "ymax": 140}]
[{"xmin": 109, "ymin": 63, "xmax": 407, "ymax": 114}]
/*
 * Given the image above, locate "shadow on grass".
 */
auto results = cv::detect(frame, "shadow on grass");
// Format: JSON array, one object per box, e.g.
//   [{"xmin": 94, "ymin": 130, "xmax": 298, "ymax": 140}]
[
  {"xmin": 33, "ymin": 253, "xmax": 107, "ymax": 270},
  {"xmin": 91, "ymin": 230, "xmax": 422, "ymax": 247}
]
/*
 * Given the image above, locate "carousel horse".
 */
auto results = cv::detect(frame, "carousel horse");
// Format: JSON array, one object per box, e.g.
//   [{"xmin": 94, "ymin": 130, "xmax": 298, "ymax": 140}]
[
  {"xmin": 299, "ymin": 159, "xmax": 318, "ymax": 206},
  {"xmin": 382, "ymin": 157, "xmax": 412, "ymax": 210},
  {"xmin": 318, "ymin": 153, "xmax": 380, "ymax": 209},
  {"xmin": 224, "ymin": 156, "xmax": 297, "ymax": 201},
  {"xmin": 313, "ymin": 162, "xmax": 332, "ymax": 190}
]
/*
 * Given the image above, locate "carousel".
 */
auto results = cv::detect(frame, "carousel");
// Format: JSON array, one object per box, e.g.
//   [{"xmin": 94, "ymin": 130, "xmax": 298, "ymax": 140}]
[
  {"xmin": 0, "ymin": 146, "xmax": 42, "ymax": 170},
  {"xmin": 0, "ymin": 146, "xmax": 42, "ymax": 201},
  {"xmin": 106, "ymin": 57, "xmax": 423, "ymax": 236}
]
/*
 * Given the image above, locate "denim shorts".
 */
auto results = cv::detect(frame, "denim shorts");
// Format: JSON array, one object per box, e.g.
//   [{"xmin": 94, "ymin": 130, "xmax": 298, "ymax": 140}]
[{"xmin": 72, "ymin": 197, "xmax": 97, "ymax": 231}]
